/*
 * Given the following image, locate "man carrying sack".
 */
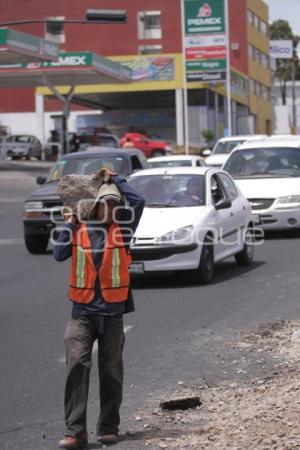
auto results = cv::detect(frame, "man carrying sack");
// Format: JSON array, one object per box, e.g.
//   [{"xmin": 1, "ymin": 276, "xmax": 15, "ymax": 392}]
[{"xmin": 53, "ymin": 168, "xmax": 145, "ymax": 449}]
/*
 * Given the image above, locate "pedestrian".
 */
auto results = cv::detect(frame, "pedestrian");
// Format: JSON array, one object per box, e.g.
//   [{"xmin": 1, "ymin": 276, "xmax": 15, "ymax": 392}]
[
  {"xmin": 122, "ymin": 137, "xmax": 134, "ymax": 149},
  {"xmin": 54, "ymin": 168, "xmax": 145, "ymax": 449},
  {"xmin": 69, "ymin": 133, "xmax": 81, "ymax": 153}
]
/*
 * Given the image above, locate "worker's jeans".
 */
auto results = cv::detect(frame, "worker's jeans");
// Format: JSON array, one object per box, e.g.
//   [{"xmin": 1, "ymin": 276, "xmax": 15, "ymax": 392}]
[{"xmin": 63, "ymin": 314, "xmax": 125, "ymax": 437}]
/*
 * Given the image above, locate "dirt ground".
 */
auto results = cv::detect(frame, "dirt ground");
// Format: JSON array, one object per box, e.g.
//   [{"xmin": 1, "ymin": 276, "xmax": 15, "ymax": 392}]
[{"xmin": 125, "ymin": 320, "xmax": 300, "ymax": 449}]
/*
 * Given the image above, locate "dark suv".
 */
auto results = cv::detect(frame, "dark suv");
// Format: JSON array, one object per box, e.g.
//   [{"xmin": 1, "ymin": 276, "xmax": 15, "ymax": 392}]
[{"xmin": 23, "ymin": 147, "xmax": 148, "ymax": 254}]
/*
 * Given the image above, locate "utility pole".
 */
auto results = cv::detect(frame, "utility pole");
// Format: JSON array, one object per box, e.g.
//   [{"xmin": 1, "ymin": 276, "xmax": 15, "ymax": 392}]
[
  {"xmin": 225, "ymin": 0, "xmax": 232, "ymax": 136},
  {"xmin": 180, "ymin": 0, "xmax": 189, "ymax": 155},
  {"xmin": 292, "ymin": 57, "xmax": 297, "ymax": 134}
]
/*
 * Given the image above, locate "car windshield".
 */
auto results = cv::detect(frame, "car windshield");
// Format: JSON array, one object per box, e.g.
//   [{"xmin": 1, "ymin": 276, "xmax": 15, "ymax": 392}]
[
  {"xmin": 128, "ymin": 174, "xmax": 205, "ymax": 207},
  {"xmin": 224, "ymin": 147, "xmax": 300, "ymax": 178},
  {"xmin": 213, "ymin": 140, "xmax": 245, "ymax": 155},
  {"xmin": 148, "ymin": 160, "xmax": 192, "ymax": 168},
  {"xmin": 47, "ymin": 155, "xmax": 128, "ymax": 182}
]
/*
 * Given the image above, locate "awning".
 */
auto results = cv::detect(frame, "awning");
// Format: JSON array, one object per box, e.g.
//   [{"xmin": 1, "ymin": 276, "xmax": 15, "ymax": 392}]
[
  {"xmin": 0, "ymin": 51, "xmax": 132, "ymax": 87},
  {"xmin": 0, "ymin": 27, "xmax": 59, "ymax": 64}
]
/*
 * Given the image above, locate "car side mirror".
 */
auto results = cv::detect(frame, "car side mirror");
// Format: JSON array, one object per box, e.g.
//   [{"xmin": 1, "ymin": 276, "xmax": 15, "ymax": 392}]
[
  {"xmin": 36, "ymin": 176, "xmax": 46, "ymax": 185},
  {"xmin": 202, "ymin": 149, "xmax": 212, "ymax": 157},
  {"xmin": 215, "ymin": 199, "xmax": 232, "ymax": 210}
]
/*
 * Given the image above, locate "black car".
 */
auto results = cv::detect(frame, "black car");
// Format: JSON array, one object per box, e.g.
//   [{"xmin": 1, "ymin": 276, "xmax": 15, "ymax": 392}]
[{"xmin": 23, "ymin": 147, "xmax": 148, "ymax": 254}]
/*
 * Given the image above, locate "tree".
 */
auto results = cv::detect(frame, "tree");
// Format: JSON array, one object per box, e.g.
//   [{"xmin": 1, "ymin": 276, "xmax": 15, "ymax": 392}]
[
  {"xmin": 202, "ymin": 129, "xmax": 215, "ymax": 147},
  {"xmin": 270, "ymin": 20, "xmax": 300, "ymax": 105}
]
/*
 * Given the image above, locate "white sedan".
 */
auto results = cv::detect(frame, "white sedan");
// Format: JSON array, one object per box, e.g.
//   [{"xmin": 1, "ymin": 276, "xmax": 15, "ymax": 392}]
[
  {"xmin": 223, "ymin": 139, "xmax": 300, "ymax": 230},
  {"xmin": 148, "ymin": 155, "xmax": 206, "ymax": 168},
  {"xmin": 128, "ymin": 167, "xmax": 254, "ymax": 283}
]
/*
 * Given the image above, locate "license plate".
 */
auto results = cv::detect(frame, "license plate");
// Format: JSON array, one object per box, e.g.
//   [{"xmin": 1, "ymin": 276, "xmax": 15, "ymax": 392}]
[{"xmin": 129, "ymin": 262, "xmax": 144, "ymax": 274}]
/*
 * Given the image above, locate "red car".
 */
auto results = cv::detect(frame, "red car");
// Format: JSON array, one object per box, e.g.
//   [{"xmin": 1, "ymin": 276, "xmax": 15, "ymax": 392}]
[{"xmin": 120, "ymin": 133, "xmax": 172, "ymax": 158}]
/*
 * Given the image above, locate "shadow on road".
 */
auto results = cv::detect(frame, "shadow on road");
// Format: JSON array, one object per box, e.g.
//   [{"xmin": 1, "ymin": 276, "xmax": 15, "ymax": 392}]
[
  {"xmin": 132, "ymin": 261, "xmax": 266, "ymax": 290},
  {"xmin": 264, "ymin": 229, "xmax": 300, "ymax": 241},
  {"xmin": 84, "ymin": 426, "xmax": 201, "ymax": 448}
]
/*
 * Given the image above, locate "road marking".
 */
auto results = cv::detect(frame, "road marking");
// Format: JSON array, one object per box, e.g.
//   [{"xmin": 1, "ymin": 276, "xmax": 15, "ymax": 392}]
[
  {"xmin": 0, "ymin": 238, "xmax": 24, "ymax": 245},
  {"xmin": 58, "ymin": 325, "xmax": 133, "ymax": 364}
]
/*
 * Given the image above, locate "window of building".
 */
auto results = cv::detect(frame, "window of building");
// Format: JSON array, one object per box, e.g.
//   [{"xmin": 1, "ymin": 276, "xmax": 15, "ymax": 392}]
[
  {"xmin": 261, "ymin": 85, "xmax": 268, "ymax": 100},
  {"xmin": 248, "ymin": 44, "xmax": 254, "ymax": 59},
  {"xmin": 255, "ymin": 48, "xmax": 261, "ymax": 64},
  {"xmin": 261, "ymin": 53, "xmax": 269, "ymax": 68},
  {"xmin": 45, "ymin": 16, "xmax": 65, "ymax": 43},
  {"xmin": 260, "ymin": 20, "xmax": 268, "ymax": 35},
  {"xmin": 139, "ymin": 45, "xmax": 162, "ymax": 55},
  {"xmin": 256, "ymin": 82, "xmax": 262, "ymax": 97},
  {"xmin": 254, "ymin": 14, "xmax": 260, "ymax": 29},
  {"xmin": 138, "ymin": 11, "xmax": 162, "ymax": 40},
  {"xmin": 247, "ymin": 10, "xmax": 254, "ymax": 25}
]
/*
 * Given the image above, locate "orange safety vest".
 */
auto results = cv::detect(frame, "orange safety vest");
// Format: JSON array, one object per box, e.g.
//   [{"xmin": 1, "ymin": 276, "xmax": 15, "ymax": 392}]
[{"xmin": 69, "ymin": 223, "xmax": 132, "ymax": 304}]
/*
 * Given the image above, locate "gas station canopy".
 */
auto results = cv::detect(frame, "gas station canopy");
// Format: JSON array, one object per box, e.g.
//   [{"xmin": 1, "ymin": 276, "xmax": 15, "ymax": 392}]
[
  {"xmin": 0, "ymin": 51, "xmax": 132, "ymax": 87},
  {"xmin": 0, "ymin": 27, "xmax": 59, "ymax": 64}
]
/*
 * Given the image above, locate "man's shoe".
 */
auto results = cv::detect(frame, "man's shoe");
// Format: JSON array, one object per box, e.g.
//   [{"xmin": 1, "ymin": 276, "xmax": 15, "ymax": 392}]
[
  {"xmin": 58, "ymin": 432, "xmax": 88, "ymax": 449},
  {"xmin": 97, "ymin": 433, "xmax": 119, "ymax": 445}
]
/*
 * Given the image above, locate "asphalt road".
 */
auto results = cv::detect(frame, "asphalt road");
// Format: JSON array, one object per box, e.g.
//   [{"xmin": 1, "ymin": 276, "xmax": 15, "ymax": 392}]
[{"xmin": 1, "ymin": 165, "xmax": 300, "ymax": 449}]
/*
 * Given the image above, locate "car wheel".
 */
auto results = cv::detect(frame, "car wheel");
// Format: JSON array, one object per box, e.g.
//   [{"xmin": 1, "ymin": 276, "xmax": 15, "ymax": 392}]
[
  {"xmin": 25, "ymin": 234, "xmax": 49, "ymax": 254},
  {"xmin": 189, "ymin": 235, "xmax": 215, "ymax": 284},
  {"xmin": 26, "ymin": 149, "xmax": 32, "ymax": 160},
  {"xmin": 235, "ymin": 227, "xmax": 254, "ymax": 267},
  {"xmin": 152, "ymin": 150, "xmax": 165, "ymax": 157}
]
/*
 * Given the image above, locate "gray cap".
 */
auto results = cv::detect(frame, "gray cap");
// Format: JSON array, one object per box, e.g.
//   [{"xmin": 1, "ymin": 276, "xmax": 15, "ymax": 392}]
[{"xmin": 89, "ymin": 183, "xmax": 123, "ymax": 217}]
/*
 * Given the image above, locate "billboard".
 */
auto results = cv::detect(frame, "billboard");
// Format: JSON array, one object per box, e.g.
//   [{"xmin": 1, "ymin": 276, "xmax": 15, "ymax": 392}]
[
  {"xmin": 184, "ymin": 0, "xmax": 227, "ymax": 82},
  {"xmin": 270, "ymin": 40, "xmax": 293, "ymax": 59}
]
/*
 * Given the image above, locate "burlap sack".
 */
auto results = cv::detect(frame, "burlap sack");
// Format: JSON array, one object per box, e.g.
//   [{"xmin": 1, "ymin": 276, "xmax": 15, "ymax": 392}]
[{"xmin": 57, "ymin": 169, "xmax": 110, "ymax": 220}]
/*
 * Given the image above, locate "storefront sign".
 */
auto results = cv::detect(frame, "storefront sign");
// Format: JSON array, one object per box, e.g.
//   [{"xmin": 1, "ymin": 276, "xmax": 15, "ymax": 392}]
[{"xmin": 184, "ymin": 0, "xmax": 227, "ymax": 82}]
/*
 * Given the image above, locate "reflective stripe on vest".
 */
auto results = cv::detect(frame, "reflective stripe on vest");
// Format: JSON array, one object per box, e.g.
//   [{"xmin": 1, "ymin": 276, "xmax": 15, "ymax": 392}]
[
  {"xmin": 76, "ymin": 245, "xmax": 86, "ymax": 288},
  {"xmin": 69, "ymin": 223, "xmax": 130, "ymax": 304}
]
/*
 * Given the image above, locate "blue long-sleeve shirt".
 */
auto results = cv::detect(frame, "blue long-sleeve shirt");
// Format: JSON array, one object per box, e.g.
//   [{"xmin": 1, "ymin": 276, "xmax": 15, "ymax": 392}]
[{"xmin": 53, "ymin": 175, "xmax": 145, "ymax": 316}]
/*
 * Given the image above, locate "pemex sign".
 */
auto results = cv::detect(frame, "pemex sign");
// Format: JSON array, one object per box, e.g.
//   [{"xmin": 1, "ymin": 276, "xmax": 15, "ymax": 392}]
[{"xmin": 184, "ymin": 0, "xmax": 227, "ymax": 82}]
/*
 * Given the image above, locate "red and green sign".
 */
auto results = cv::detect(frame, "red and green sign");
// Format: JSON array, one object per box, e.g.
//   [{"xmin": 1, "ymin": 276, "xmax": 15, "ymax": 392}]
[{"xmin": 184, "ymin": 0, "xmax": 227, "ymax": 82}]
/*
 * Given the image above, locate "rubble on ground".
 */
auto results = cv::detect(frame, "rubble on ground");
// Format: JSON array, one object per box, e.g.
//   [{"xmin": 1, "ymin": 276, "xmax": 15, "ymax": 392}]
[{"xmin": 129, "ymin": 320, "xmax": 300, "ymax": 449}]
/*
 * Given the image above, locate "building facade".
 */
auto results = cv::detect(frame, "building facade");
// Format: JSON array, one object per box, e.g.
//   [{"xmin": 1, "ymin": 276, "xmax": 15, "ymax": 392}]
[{"xmin": 0, "ymin": 0, "xmax": 272, "ymax": 144}]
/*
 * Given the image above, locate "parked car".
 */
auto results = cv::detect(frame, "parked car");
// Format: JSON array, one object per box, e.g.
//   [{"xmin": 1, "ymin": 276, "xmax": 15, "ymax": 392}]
[
  {"xmin": 1, "ymin": 134, "xmax": 43, "ymax": 160},
  {"xmin": 120, "ymin": 132, "xmax": 173, "ymax": 158},
  {"xmin": 44, "ymin": 132, "xmax": 120, "ymax": 160},
  {"xmin": 148, "ymin": 155, "xmax": 206, "ymax": 168},
  {"xmin": 127, "ymin": 167, "xmax": 254, "ymax": 283},
  {"xmin": 23, "ymin": 147, "xmax": 148, "ymax": 254},
  {"xmin": 223, "ymin": 139, "xmax": 300, "ymax": 230},
  {"xmin": 76, "ymin": 132, "xmax": 119, "ymax": 150},
  {"xmin": 205, "ymin": 135, "xmax": 267, "ymax": 168}
]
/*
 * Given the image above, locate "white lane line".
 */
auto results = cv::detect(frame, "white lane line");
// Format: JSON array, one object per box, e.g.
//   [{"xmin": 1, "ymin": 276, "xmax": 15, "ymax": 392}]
[
  {"xmin": 0, "ymin": 238, "xmax": 24, "ymax": 245},
  {"xmin": 58, "ymin": 325, "xmax": 133, "ymax": 364}
]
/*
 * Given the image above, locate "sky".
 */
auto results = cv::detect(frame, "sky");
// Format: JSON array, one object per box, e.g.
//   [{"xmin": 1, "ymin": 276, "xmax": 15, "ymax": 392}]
[{"xmin": 265, "ymin": 0, "xmax": 300, "ymax": 35}]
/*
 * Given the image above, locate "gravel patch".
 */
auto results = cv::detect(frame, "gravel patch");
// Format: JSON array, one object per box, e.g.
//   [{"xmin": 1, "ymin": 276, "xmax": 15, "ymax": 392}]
[{"xmin": 125, "ymin": 320, "xmax": 300, "ymax": 449}]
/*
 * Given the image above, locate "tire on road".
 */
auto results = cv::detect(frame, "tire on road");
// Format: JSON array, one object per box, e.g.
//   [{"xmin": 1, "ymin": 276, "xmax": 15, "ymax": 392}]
[
  {"xmin": 25, "ymin": 234, "xmax": 49, "ymax": 254},
  {"xmin": 235, "ymin": 226, "xmax": 254, "ymax": 267},
  {"xmin": 190, "ymin": 234, "xmax": 215, "ymax": 284}
]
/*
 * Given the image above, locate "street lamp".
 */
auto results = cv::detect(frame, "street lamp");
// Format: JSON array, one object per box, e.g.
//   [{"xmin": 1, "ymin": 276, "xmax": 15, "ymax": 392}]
[
  {"xmin": 0, "ymin": 10, "xmax": 128, "ymax": 27},
  {"xmin": 0, "ymin": 11, "xmax": 128, "ymax": 154},
  {"xmin": 86, "ymin": 10, "xmax": 127, "ymax": 23}
]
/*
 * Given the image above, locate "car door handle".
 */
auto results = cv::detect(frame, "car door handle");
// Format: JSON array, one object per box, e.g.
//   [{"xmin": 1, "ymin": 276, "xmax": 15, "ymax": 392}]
[{"xmin": 230, "ymin": 212, "xmax": 234, "ymax": 217}]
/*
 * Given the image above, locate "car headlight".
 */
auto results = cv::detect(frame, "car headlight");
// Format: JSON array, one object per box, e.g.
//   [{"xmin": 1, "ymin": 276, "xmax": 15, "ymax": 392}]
[
  {"xmin": 25, "ymin": 201, "xmax": 43, "ymax": 211},
  {"xmin": 157, "ymin": 225, "xmax": 194, "ymax": 244},
  {"xmin": 277, "ymin": 196, "xmax": 300, "ymax": 204}
]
